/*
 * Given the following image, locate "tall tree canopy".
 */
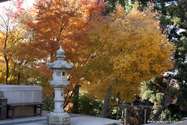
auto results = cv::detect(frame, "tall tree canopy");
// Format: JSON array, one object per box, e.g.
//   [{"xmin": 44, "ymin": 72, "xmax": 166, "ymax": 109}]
[
  {"xmin": 13, "ymin": 0, "xmax": 107, "ymax": 94},
  {"xmin": 0, "ymin": 0, "xmax": 31, "ymax": 85},
  {"xmin": 82, "ymin": 4, "xmax": 174, "ymax": 102}
]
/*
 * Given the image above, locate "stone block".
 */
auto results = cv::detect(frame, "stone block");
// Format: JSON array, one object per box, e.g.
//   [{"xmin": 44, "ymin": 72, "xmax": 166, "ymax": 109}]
[
  {"xmin": 0, "ymin": 85, "xmax": 42, "ymax": 118},
  {"xmin": 47, "ymin": 112, "xmax": 70, "ymax": 125},
  {"xmin": 0, "ymin": 85, "xmax": 42, "ymax": 103}
]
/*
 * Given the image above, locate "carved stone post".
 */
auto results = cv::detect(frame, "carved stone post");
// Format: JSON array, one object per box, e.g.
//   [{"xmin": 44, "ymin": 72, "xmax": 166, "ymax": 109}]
[{"xmin": 47, "ymin": 46, "xmax": 74, "ymax": 125}]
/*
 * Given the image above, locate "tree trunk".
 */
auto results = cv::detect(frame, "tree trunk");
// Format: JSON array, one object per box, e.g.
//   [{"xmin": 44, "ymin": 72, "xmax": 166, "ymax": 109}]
[
  {"xmin": 105, "ymin": 106, "xmax": 114, "ymax": 117},
  {"xmin": 4, "ymin": 55, "xmax": 9, "ymax": 85},
  {"xmin": 145, "ymin": 100, "xmax": 152, "ymax": 123},
  {"xmin": 73, "ymin": 85, "xmax": 80, "ymax": 114},
  {"xmin": 116, "ymin": 106, "xmax": 118, "ymax": 120},
  {"xmin": 100, "ymin": 85, "xmax": 112, "ymax": 118},
  {"xmin": 10, "ymin": 62, "xmax": 16, "ymax": 82},
  {"xmin": 152, "ymin": 99, "xmax": 172, "ymax": 121},
  {"xmin": 17, "ymin": 62, "xmax": 23, "ymax": 85},
  {"xmin": 17, "ymin": 72, "xmax": 20, "ymax": 85},
  {"xmin": 63, "ymin": 90, "xmax": 75, "ymax": 109},
  {"xmin": 4, "ymin": 28, "xmax": 9, "ymax": 85},
  {"xmin": 135, "ymin": 108, "xmax": 144, "ymax": 124}
]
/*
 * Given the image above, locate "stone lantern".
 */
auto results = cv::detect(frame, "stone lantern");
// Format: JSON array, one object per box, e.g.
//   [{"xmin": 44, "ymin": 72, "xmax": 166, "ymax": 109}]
[{"xmin": 47, "ymin": 45, "xmax": 74, "ymax": 125}]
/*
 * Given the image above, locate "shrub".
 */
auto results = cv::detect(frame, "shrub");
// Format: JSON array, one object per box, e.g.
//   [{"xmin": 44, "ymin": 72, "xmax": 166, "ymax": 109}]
[{"xmin": 42, "ymin": 93, "xmax": 54, "ymax": 111}]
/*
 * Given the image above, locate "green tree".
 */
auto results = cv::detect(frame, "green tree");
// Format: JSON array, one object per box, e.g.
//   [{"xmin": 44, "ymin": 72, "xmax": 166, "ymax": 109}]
[
  {"xmin": 139, "ymin": 0, "xmax": 187, "ymax": 121},
  {"xmin": 140, "ymin": 76, "xmax": 179, "ymax": 121}
]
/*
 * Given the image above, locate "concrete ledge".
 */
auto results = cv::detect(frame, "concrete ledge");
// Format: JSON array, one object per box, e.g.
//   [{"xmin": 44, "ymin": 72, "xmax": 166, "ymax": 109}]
[
  {"xmin": 0, "ymin": 85, "xmax": 42, "ymax": 103},
  {"xmin": 0, "ymin": 85, "xmax": 42, "ymax": 118},
  {"xmin": 0, "ymin": 85, "xmax": 42, "ymax": 91}
]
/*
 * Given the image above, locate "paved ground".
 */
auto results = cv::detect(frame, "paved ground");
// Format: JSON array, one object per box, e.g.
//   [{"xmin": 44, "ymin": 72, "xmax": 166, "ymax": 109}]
[
  {"xmin": 169, "ymin": 121, "xmax": 187, "ymax": 125},
  {"xmin": 142, "ymin": 117, "xmax": 187, "ymax": 125},
  {"xmin": 1, "ymin": 110, "xmax": 187, "ymax": 125},
  {"xmin": 169, "ymin": 117, "xmax": 187, "ymax": 125},
  {"xmin": 0, "ymin": 111, "xmax": 123, "ymax": 125},
  {"xmin": 144, "ymin": 121, "xmax": 187, "ymax": 125}
]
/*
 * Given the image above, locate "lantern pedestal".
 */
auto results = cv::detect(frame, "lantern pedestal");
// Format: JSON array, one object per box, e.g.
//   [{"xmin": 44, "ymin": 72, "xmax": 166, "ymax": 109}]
[
  {"xmin": 47, "ymin": 112, "xmax": 70, "ymax": 125},
  {"xmin": 47, "ymin": 84, "xmax": 70, "ymax": 125}
]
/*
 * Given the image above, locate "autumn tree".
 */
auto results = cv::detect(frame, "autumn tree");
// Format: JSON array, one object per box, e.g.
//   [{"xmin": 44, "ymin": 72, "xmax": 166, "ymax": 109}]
[
  {"xmin": 11, "ymin": 0, "xmax": 107, "ymax": 110},
  {"xmin": 0, "ymin": 2, "xmax": 16, "ymax": 85},
  {"xmin": 80, "ymin": 3, "xmax": 174, "ymax": 117},
  {"xmin": 0, "ymin": 0, "xmax": 31, "ymax": 85}
]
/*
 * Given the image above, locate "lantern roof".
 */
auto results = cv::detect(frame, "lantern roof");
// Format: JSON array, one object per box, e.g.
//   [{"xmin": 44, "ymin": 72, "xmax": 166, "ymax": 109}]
[{"xmin": 47, "ymin": 46, "xmax": 74, "ymax": 70}]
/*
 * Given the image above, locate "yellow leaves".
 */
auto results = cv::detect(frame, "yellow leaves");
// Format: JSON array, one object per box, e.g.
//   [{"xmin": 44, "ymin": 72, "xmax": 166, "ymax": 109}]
[
  {"xmin": 114, "ymin": 4, "xmax": 126, "ymax": 17},
  {"xmin": 130, "ymin": 6, "xmax": 142, "ymax": 19},
  {"xmin": 83, "ymin": 3, "xmax": 174, "ymax": 102}
]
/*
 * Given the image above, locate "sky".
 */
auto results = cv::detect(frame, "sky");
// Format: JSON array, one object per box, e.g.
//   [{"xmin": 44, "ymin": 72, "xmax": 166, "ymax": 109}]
[
  {"xmin": 21, "ymin": 0, "xmax": 35, "ymax": 9},
  {"xmin": 0, "ymin": 0, "xmax": 35, "ymax": 21},
  {"xmin": 0, "ymin": 0, "xmax": 35, "ymax": 11}
]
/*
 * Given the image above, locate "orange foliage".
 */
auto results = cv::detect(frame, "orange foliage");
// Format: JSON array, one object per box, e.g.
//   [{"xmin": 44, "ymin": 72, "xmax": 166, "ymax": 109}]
[{"xmin": 12, "ymin": 0, "xmax": 106, "ymax": 93}]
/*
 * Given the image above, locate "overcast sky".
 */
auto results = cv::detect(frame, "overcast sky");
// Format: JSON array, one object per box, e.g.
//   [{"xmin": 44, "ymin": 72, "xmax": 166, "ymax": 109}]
[
  {"xmin": 0, "ymin": 0, "xmax": 35, "ymax": 11},
  {"xmin": 0, "ymin": 0, "xmax": 35, "ymax": 22}
]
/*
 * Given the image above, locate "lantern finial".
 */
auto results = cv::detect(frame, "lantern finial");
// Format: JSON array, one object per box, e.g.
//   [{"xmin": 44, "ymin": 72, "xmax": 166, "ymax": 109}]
[{"xmin": 56, "ymin": 45, "xmax": 65, "ymax": 60}]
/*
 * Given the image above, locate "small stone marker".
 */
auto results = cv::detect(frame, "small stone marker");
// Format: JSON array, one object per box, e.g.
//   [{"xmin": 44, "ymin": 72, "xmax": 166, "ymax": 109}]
[{"xmin": 47, "ymin": 45, "xmax": 74, "ymax": 125}]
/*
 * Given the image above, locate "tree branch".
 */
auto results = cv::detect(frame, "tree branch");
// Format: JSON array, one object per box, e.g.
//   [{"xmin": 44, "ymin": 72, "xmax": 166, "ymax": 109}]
[
  {"xmin": 152, "ymin": 98, "xmax": 172, "ymax": 121},
  {"xmin": 100, "ymin": 85, "xmax": 112, "ymax": 118},
  {"xmin": 63, "ymin": 89, "xmax": 75, "ymax": 109}
]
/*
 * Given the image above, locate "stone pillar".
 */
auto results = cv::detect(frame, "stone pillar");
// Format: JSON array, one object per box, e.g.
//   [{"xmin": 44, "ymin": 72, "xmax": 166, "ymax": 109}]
[
  {"xmin": 47, "ymin": 46, "xmax": 74, "ymax": 125},
  {"xmin": 53, "ymin": 88, "xmax": 65, "ymax": 113}
]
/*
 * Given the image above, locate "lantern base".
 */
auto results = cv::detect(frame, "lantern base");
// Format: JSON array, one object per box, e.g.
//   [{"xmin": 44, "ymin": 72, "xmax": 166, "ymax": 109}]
[{"xmin": 47, "ymin": 112, "xmax": 70, "ymax": 125}]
